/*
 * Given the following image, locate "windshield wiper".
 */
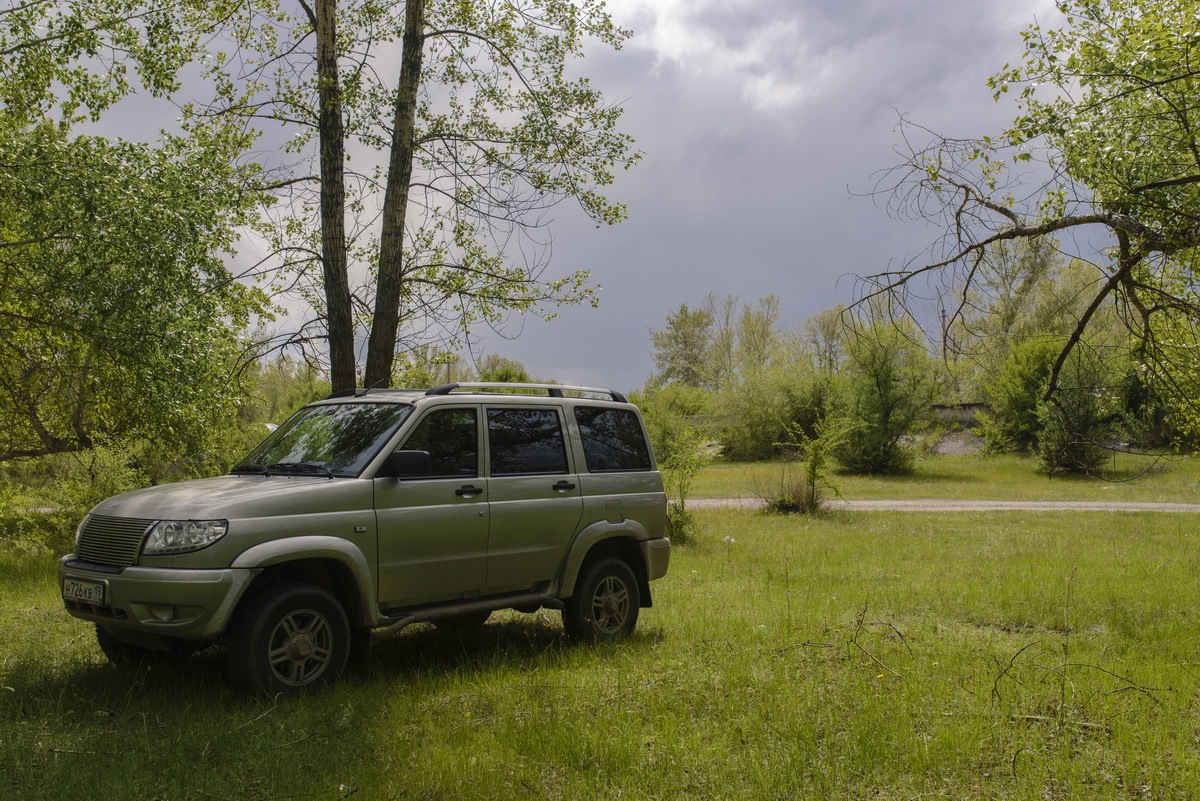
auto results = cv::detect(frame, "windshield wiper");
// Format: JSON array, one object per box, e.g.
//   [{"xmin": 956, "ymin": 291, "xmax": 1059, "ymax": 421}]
[
  {"xmin": 231, "ymin": 464, "xmax": 270, "ymax": 476},
  {"xmin": 264, "ymin": 461, "xmax": 335, "ymax": 478}
]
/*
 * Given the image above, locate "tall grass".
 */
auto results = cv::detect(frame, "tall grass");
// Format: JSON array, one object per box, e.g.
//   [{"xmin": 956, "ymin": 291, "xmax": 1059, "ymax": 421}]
[
  {"xmin": 693, "ymin": 451, "xmax": 1200, "ymax": 503},
  {"xmin": 4, "ymin": 507, "xmax": 1200, "ymax": 798}
]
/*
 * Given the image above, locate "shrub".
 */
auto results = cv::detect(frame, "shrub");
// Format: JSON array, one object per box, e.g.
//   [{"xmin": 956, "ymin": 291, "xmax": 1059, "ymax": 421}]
[
  {"xmin": 1, "ymin": 440, "xmax": 149, "ymax": 555},
  {"xmin": 755, "ymin": 420, "xmax": 842, "ymax": 514},
  {"xmin": 978, "ymin": 339, "xmax": 1058, "ymax": 453},
  {"xmin": 660, "ymin": 426, "xmax": 712, "ymax": 545},
  {"xmin": 831, "ymin": 323, "xmax": 939, "ymax": 475}
]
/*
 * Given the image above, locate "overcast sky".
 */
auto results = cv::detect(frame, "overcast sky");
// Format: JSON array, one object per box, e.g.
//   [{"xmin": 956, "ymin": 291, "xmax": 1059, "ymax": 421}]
[
  {"xmin": 92, "ymin": 0, "xmax": 1061, "ymax": 392},
  {"xmin": 455, "ymin": 0, "xmax": 1062, "ymax": 392}
]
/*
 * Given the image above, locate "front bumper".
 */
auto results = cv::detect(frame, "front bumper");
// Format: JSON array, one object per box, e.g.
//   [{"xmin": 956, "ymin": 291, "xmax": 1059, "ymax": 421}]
[{"xmin": 58, "ymin": 556, "xmax": 255, "ymax": 643}]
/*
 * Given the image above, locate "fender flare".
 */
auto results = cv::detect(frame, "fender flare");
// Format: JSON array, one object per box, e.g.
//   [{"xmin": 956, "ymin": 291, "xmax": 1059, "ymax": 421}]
[
  {"xmin": 558, "ymin": 519, "xmax": 650, "ymax": 599},
  {"xmin": 230, "ymin": 536, "xmax": 377, "ymax": 626}
]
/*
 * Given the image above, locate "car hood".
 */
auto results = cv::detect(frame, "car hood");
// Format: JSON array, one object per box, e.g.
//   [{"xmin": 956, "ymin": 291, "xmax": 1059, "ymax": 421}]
[{"xmin": 89, "ymin": 475, "xmax": 369, "ymax": 521}]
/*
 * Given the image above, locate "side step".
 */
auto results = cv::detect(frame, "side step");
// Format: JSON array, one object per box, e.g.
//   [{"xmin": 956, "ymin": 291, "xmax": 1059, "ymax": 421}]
[{"xmin": 372, "ymin": 593, "xmax": 564, "ymax": 641}]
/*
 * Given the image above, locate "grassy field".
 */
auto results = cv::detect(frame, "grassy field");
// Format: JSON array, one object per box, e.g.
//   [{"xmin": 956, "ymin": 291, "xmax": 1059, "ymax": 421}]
[
  {"xmin": 692, "ymin": 451, "xmax": 1200, "ymax": 504},
  {"xmin": 4, "ymin": 501, "xmax": 1200, "ymax": 799}
]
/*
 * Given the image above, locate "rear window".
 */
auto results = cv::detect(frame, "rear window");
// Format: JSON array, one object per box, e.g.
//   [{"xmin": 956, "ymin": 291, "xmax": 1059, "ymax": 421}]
[{"xmin": 574, "ymin": 407, "xmax": 652, "ymax": 472}]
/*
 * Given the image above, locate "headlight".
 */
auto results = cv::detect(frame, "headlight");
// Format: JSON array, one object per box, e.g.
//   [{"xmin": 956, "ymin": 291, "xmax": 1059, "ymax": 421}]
[{"xmin": 143, "ymin": 520, "xmax": 229, "ymax": 555}]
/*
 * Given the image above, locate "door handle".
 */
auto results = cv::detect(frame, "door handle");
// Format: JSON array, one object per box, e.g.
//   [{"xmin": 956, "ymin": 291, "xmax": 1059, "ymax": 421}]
[
  {"xmin": 455, "ymin": 485, "xmax": 483, "ymax": 498},
  {"xmin": 552, "ymin": 480, "xmax": 577, "ymax": 492}
]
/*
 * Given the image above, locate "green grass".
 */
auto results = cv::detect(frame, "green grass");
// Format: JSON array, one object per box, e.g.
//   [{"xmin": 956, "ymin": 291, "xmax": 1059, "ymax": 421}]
[
  {"xmin": 6, "ymin": 506, "xmax": 1200, "ymax": 799},
  {"xmin": 693, "ymin": 451, "xmax": 1200, "ymax": 503}
]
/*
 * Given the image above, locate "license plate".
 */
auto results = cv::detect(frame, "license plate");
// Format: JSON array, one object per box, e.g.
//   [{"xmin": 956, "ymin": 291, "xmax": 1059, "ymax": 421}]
[{"xmin": 63, "ymin": 578, "xmax": 106, "ymax": 606}]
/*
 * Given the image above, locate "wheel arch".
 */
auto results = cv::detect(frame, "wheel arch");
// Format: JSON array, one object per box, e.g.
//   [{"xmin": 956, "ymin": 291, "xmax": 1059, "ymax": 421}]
[
  {"xmin": 560, "ymin": 525, "xmax": 652, "ymax": 608},
  {"xmin": 232, "ymin": 537, "xmax": 376, "ymax": 628}
]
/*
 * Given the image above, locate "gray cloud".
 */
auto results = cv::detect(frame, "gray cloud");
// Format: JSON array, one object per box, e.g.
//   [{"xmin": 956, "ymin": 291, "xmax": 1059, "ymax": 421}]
[{"xmin": 482, "ymin": 0, "xmax": 1061, "ymax": 391}]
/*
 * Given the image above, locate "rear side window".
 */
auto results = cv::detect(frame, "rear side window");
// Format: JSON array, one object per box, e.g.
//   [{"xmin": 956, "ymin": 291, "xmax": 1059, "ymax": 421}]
[
  {"xmin": 574, "ymin": 407, "xmax": 652, "ymax": 472},
  {"xmin": 487, "ymin": 408, "xmax": 568, "ymax": 475}
]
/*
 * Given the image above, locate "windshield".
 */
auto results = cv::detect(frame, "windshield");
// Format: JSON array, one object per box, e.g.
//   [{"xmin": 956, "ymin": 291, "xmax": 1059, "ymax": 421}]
[{"xmin": 232, "ymin": 402, "xmax": 414, "ymax": 478}]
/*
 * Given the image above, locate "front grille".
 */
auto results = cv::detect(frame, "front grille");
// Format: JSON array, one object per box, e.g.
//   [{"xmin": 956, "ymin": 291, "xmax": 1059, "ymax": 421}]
[{"xmin": 76, "ymin": 515, "xmax": 155, "ymax": 567}]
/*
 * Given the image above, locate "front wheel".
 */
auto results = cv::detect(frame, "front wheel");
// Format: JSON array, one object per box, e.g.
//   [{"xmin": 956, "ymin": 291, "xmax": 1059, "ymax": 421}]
[
  {"xmin": 226, "ymin": 583, "xmax": 350, "ymax": 695},
  {"xmin": 562, "ymin": 557, "xmax": 640, "ymax": 640}
]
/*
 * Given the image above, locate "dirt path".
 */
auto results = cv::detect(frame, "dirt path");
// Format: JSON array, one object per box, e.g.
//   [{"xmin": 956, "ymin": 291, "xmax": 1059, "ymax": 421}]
[{"xmin": 691, "ymin": 498, "xmax": 1200, "ymax": 513}]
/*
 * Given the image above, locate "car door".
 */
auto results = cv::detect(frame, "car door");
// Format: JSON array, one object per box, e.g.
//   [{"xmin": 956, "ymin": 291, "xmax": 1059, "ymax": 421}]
[
  {"xmin": 483, "ymin": 405, "xmax": 584, "ymax": 590},
  {"xmin": 374, "ymin": 405, "xmax": 489, "ymax": 608}
]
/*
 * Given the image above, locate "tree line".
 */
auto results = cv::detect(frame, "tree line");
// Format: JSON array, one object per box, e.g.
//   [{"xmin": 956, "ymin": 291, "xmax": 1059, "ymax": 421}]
[
  {"xmin": 7, "ymin": 0, "xmax": 1200, "ymax": 527},
  {"xmin": 640, "ymin": 236, "xmax": 1188, "ymax": 477}
]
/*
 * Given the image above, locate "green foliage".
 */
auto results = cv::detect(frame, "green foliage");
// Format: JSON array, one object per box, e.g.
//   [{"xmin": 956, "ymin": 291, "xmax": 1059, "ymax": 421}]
[
  {"xmin": 0, "ymin": 121, "xmax": 268, "ymax": 463},
  {"xmin": 0, "ymin": 439, "xmax": 148, "ymax": 555},
  {"xmin": 992, "ymin": 0, "xmax": 1200, "ymax": 233},
  {"xmin": 1034, "ymin": 345, "xmax": 1122, "ymax": 476},
  {"xmin": 649, "ymin": 302, "xmax": 714, "ymax": 388},
  {"xmin": 978, "ymin": 339, "xmax": 1059, "ymax": 453},
  {"xmin": 757, "ymin": 419, "xmax": 844, "ymax": 514},
  {"xmin": 632, "ymin": 382, "xmax": 713, "ymax": 463},
  {"xmin": 659, "ymin": 426, "xmax": 713, "ymax": 546},
  {"xmin": 475, "ymin": 355, "xmax": 532, "ymax": 384},
  {"xmin": 200, "ymin": 0, "xmax": 638, "ymax": 381},
  {"xmin": 0, "ymin": 0, "xmax": 207, "ymax": 125},
  {"xmin": 637, "ymin": 384, "xmax": 716, "ymax": 545},
  {"xmin": 883, "ymin": 0, "xmax": 1200, "ymax": 454},
  {"xmin": 832, "ymin": 322, "xmax": 940, "ymax": 475},
  {"xmin": 647, "ymin": 295, "xmax": 838, "ymax": 463},
  {"xmin": 713, "ymin": 362, "xmax": 831, "ymax": 462}
]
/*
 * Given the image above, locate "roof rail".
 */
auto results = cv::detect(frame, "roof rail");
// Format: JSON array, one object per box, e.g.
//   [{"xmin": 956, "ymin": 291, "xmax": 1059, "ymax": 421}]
[
  {"xmin": 324, "ymin": 388, "xmax": 424, "ymax": 400},
  {"xmin": 426, "ymin": 382, "xmax": 628, "ymax": 404}
]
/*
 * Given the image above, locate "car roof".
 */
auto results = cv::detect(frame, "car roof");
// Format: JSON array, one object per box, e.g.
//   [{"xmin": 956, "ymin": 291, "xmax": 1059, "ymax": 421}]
[{"xmin": 312, "ymin": 382, "xmax": 629, "ymax": 407}]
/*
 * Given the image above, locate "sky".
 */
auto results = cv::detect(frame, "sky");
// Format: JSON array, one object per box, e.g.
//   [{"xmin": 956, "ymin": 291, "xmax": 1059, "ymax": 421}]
[
  {"xmin": 452, "ymin": 0, "xmax": 1062, "ymax": 392},
  {"xmin": 87, "ymin": 0, "xmax": 1062, "ymax": 393}
]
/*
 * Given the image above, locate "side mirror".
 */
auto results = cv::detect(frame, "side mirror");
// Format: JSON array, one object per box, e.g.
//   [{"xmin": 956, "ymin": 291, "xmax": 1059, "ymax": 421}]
[{"xmin": 387, "ymin": 449, "xmax": 433, "ymax": 478}]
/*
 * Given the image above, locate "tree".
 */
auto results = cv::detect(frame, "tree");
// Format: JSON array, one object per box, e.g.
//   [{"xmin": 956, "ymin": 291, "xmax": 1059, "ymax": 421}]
[
  {"xmin": 201, "ymin": 0, "xmax": 638, "ymax": 391},
  {"xmin": 0, "ymin": 122, "xmax": 267, "ymax": 462},
  {"xmin": 0, "ymin": 0, "xmax": 204, "ymax": 125},
  {"xmin": 474, "ymin": 354, "xmax": 531, "ymax": 383},
  {"xmin": 977, "ymin": 339, "xmax": 1059, "ymax": 453},
  {"xmin": 869, "ymin": 0, "xmax": 1200, "ymax": 442},
  {"xmin": 831, "ymin": 321, "xmax": 940, "ymax": 475},
  {"xmin": 649, "ymin": 302, "xmax": 714, "ymax": 388},
  {"xmin": 0, "ymin": 0, "xmax": 274, "ymax": 466}
]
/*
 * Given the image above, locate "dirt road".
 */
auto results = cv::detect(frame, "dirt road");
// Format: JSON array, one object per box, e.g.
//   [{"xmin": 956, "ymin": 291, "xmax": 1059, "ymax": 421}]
[{"xmin": 690, "ymin": 498, "xmax": 1200, "ymax": 513}]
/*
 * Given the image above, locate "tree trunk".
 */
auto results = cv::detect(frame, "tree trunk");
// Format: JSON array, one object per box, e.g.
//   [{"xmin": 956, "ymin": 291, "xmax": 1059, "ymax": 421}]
[
  {"xmin": 363, "ymin": 0, "xmax": 426, "ymax": 389},
  {"xmin": 314, "ymin": 0, "xmax": 356, "ymax": 392}
]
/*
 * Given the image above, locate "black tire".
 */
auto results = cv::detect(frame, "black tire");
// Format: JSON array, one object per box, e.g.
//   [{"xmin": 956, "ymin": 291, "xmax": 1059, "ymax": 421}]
[
  {"xmin": 562, "ymin": 557, "xmax": 640, "ymax": 640},
  {"xmin": 95, "ymin": 624, "xmax": 188, "ymax": 668},
  {"xmin": 226, "ymin": 583, "xmax": 350, "ymax": 695}
]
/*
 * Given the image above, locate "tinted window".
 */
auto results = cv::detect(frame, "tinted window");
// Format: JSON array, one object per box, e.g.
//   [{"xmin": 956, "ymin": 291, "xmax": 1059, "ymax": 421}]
[
  {"xmin": 401, "ymin": 408, "xmax": 478, "ymax": 477},
  {"xmin": 487, "ymin": 408, "xmax": 568, "ymax": 475},
  {"xmin": 574, "ymin": 407, "xmax": 652, "ymax": 472},
  {"xmin": 233, "ymin": 402, "xmax": 413, "ymax": 478}
]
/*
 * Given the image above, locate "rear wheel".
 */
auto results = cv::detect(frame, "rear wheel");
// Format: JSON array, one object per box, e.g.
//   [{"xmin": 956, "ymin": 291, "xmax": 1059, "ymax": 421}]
[
  {"xmin": 226, "ymin": 583, "xmax": 350, "ymax": 695},
  {"xmin": 562, "ymin": 557, "xmax": 640, "ymax": 640}
]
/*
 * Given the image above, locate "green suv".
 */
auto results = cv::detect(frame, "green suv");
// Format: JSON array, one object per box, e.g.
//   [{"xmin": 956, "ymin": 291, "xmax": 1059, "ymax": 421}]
[{"xmin": 58, "ymin": 383, "xmax": 670, "ymax": 694}]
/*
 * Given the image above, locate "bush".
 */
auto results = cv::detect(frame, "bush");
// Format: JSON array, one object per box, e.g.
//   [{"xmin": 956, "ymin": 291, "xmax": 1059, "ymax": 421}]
[
  {"xmin": 0, "ymin": 440, "xmax": 149, "ymax": 555},
  {"xmin": 660, "ymin": 427, "xmax": 712, "ymax": 545},
  {"xmin": 754, "ymin": 420, "xmax": 842, "ymax": 514},
  {"xmin": 831, "ymin": 323, "xmax": 939, "ymax": 475},
  {"xmin": 978, "ymin": 339, "xmax": 1058, "ymax": 453},
  {"xmin": 1033, "ymin": 345, "xmax": 1123, "ymax": 475}
]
